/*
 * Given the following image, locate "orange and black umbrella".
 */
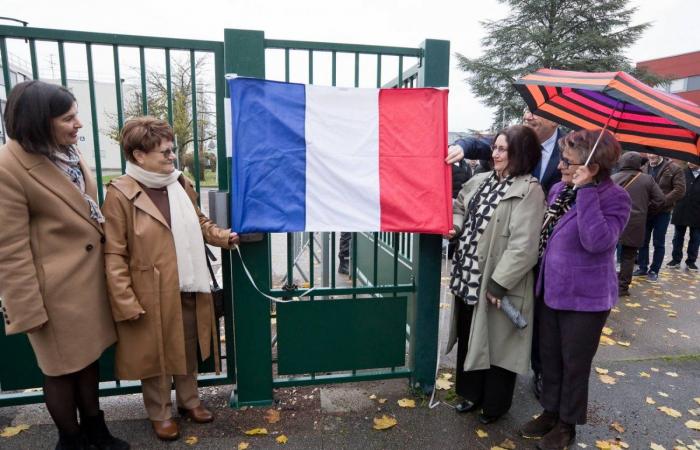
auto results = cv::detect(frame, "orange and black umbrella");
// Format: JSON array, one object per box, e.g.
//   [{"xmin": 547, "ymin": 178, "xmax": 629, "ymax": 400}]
[{"xmin": 514, "ymin": 68, "xmax": 700, "ymax": 164}]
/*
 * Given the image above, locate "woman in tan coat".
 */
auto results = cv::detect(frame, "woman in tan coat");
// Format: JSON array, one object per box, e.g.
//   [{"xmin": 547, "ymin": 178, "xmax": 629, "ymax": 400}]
[
  {"xmin": 446, "ymin": 125, "xmax": 545, "ymax": 425},
  {"xmin": 0, "ymin": 81, "xmax": 128, "ymax": 450},
  {"xmin": 102, "ymin": 117, "xmax": 238, "ymax": 441}
]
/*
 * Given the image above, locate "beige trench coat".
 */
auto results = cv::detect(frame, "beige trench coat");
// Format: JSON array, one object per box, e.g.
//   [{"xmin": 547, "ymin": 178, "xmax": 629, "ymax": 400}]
[
  {"xmin": 445, "ymin": 172, "xmax": 545, "ymax": 375},
  {"xmin": 0, "ymin": 141, "xmax": 117, "ymax": 376},
  {"xmin": 102, "ymin": 174, "xmax": 231, "ymax": 380}
]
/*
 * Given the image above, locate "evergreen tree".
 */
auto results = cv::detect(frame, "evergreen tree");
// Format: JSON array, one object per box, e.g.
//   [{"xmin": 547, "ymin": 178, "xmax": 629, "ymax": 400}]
[{"xmin": 457, "ymin": 0, "xmax": 664, "ymax": 128}]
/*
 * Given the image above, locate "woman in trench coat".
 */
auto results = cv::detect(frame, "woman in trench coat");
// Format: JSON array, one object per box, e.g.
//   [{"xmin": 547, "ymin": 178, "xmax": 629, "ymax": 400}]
[
  {"xmin": 102, "ymin": 117, "xmax": 238, "ymax": 441},
  {"xmin": 0, "ymin": 81, "xmax": 128, "ymax": 450},
  {"xmin": 446, "ymin": 125, "xmax": 545, "ymax": 424}
]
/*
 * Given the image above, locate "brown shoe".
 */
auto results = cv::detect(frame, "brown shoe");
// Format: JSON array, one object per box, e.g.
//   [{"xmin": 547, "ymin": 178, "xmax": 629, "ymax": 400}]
[
  {"xmin": 519, "ymin": 410, "xmax": 558, "ymax": 439},
  {"xmin": 178, "ymin": 405, "xmax": 214, "ymax": 423},
  {"xmin": 537, "ymin": 421, "xmax": 576, "ymax": 450},
  {"xmin": 151, "ymin": 419, "xmax": 179, "ymax": 441}
]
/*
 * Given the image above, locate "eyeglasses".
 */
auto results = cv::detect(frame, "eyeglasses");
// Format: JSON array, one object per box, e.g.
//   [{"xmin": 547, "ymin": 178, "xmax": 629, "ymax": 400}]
[
  {"xmin": 155, "ymin": 149, "xmax": 175, "ymax": 157},
  {"xmin": 559, "ymin": 155, "xmax": 582, "ymax": 168},
  {"xmin": 491, "ymin": 145, "xmax": 508, "ymax": 154}
]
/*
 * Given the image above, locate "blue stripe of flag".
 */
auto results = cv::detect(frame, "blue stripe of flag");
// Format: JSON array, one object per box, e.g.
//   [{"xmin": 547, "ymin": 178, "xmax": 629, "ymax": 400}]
[{"xmin": 229, "ymin": 78, "xmax": 307, "ymax": 232}]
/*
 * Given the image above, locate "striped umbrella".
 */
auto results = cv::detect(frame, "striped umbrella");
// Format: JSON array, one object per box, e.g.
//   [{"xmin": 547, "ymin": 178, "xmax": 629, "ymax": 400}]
[{"xmin": 514, "ymin": 68, "xmax": 700, "ymax": 164}]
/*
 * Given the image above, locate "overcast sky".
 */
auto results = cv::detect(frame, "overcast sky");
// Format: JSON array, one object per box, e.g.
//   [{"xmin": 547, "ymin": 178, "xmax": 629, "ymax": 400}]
[{"xmin": 2, "ymin": 0, "xmax": 698, "ymax": 131}]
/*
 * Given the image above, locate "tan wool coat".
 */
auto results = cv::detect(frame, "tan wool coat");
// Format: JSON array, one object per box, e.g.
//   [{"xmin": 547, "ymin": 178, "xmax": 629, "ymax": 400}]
[
  {"xmin": 446, "ymin": 172, "xmax": 545, "ymax": 375},
  {"xmin": 102, "ymin": 174, "xmax": 231, "ymax": 380},
  {"xmin": 0, "ymin": 140, "xmax": 117, "ymax": 376}
]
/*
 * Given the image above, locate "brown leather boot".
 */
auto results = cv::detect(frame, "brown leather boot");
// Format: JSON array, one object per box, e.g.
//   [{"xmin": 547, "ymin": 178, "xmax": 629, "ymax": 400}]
[
  {"xmin": 178, "ymin": 405, "xmax": 214, "ymax": 423},
  {"xmin": 537, "ymin": 421, "xmax": 576, "ymax": 450},
  {"xmin": 150, "ymin": 419, "xmax": 179, "ymax": 441},
  {"xmin": 519, "ymin": 410, "xmax": 559, "ymax": 439}
]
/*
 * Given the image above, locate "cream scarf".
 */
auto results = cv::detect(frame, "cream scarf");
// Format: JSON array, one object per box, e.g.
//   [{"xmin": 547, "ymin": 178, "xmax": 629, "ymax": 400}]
[{"xmin": 125, "ymin": 162, "xmax": 210, "ymax": 293}]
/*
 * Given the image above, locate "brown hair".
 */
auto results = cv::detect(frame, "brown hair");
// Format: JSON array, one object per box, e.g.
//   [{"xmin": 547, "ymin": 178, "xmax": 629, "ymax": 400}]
[
  {"xmin": 120, "ymin": 116, "xmax": 174, "ymax": 162},
  {"xmin": 558, "ymin": 129, "xmax": 621, "ymax": 181},
  {"xmin": 494, "ymin": 125, "xmax": 541, "ymax": 177}
]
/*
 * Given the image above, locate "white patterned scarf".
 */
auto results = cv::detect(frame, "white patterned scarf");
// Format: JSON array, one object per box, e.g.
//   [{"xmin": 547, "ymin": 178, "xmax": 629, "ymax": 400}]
[
  {"xmin": 51, "ymin": 146, "xmax": 105, "ymax": 223},
  {"xmin": 450, "ymin": 172, "xmax": 514, "ymax": 304},
  {"xmin": 125, "ymin": 162, "xmax": 210, "ymax": 293}
]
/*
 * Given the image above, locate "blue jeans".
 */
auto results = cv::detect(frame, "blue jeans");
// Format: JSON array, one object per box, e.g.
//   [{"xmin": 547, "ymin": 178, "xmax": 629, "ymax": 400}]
[
  {"xmin": 671, "ymin": 225, "xmax": 700, "ymax": 264},
  {"xmin": 637, "ymin": 212, "xmax": 672, "ymax": 273}
]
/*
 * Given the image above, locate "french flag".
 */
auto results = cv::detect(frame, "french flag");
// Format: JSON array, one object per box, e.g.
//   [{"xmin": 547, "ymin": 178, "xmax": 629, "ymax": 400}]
[{"xmin": 228, "ymin": 77, "xmax": 451, "ymax": 234}]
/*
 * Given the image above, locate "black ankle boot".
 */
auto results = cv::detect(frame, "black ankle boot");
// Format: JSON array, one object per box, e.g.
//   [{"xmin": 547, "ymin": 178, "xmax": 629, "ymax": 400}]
[
  {"xmin": 81, "ymin": 410, "xmax": 130, "ymax": 450},
  {"xmin": 56, "ymin": 430, "xmax": 88, "ymax": 450}
]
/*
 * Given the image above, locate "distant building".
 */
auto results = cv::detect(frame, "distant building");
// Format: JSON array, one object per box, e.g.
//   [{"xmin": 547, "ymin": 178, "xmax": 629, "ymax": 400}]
[{"xmin": 637, "ymin": 50, "xmax": 700, "ymax": 105}]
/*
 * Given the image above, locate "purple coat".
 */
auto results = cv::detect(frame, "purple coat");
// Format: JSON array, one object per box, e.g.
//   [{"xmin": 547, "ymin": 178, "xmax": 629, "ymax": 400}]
[{"xmin": 537, "ymin": 179, "xmax": 631, "ymax": 312}]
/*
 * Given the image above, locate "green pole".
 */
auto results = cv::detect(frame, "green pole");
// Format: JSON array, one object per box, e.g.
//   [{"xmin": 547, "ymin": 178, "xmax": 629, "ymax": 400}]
[
  {"xmin": 223, "ymin": 29, "xmax": 273, "ymax": 408},
  {"xmin": 410, "ymin": 38, "xmax": 450, "ymax": 392}
]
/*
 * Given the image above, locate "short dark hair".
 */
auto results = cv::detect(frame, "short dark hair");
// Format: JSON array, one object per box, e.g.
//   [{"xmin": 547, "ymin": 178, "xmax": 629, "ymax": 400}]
[
  {"xmin": 559, "ymin": 129, "xmax": 621, "ymax": 181},
  {"xmin": 4, "ymin": 80, "xmax": 77, "ymax": 156},
  {"xmin": 494, "ymin": 125, "xmax": 541, "ymax": 177},
  {"xmin": 120, "ymin": 117, "xmax": 174, "ymax": 162}
]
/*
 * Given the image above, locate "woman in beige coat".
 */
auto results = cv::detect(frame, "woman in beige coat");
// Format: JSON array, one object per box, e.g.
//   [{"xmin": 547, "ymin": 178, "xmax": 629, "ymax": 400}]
[
  {"xmin": 0, "ymin": 81, "xmax": 128, "ymax": 450},
  {"xmin": 102, "ymin": 117, "xmax": 238, "ymax": 441},
  {"xmin": 446, "ymin": 125, "xmax": 545, "ymax": 424}
]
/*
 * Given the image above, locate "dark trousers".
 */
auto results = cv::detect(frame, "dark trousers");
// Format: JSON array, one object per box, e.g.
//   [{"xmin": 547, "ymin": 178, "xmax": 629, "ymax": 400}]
[
  {"xmin": 671, "ymin": 225, "xmax": 700, "ymax": 264},
  {"xmin": 638, "ymin": 212, "xmax": 672, "ymax": 273},
  {"xmin": 530, "ymin": 295, "xmax": 543, "ymax": 375},
  {"xmin": 618, "ymin": 245, "xmax": 638, "ymax": 291},
  {"xmin": 539, "ymin": 302, "xmax": 609, "ymax": 424},
  {"xmin": 338, "ymin": 232, "xmax": 351, "ymax": 262},
  {"xmin": 455, "ymin": 298, "xmax": 517, "ymax": 417}
]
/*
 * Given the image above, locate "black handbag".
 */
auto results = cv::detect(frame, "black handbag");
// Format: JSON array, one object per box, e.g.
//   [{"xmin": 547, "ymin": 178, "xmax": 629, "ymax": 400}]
[{"xmin": 205, "ymin": 246, "xmax": 225, "ymax": 320}]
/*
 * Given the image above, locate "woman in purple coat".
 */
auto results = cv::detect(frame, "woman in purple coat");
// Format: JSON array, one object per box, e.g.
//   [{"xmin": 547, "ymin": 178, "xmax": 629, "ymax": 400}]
[{"xmin": 518, "ymin": 129, "xmax": 631, "ymax": 450}]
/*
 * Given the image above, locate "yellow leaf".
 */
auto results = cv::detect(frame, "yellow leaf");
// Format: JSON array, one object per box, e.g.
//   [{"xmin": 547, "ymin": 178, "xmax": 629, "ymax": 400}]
[
  {"xmin": 435, "ymin": 378, "xmax": 454, "ymax": 390},
  {"xmin": 264, "ymin": 408, "xmax": 281, "ymax": 424},
  {"xmin": 238, "ymin": 443, "xmax": 250, "ymax": 450},
  {"xmin": 650, "ymin": 444, "xmax": 666, "ymax": 450},
  {"xmin": 476, "ymin": 428, "xmax": 489, "ymax": 438},
  {"xmin": 611, "ymin": 421, "xmax": 625, "ymax": 433},
  {"xmin": 602, "ymin": 326, "xmax": 613, "ymax": 336},
  {"xmin": 599, "ymin": 374, "xmax": 617, "ymax": 385},
  {"xmin": 685, "ymin": 420, "xmax": 700, "ymax": 431},
  {"xmin": 276, "ymin": 435, "xmax": 288, "ymax": 444},
  {"xmin": 658, "ymin": 406, "xmax": 683, "ymax": 418},
  {"xmin": 0, "ymin": 424, "xmax": 30, "ymax": 438},
  {"xmin": 578, "ymin": 444, "xmax": 589, "ymax": 448},
  {"xmin": 244, "ymin": 428, "xmax": 269, "ymax": 435},
  {"xmin": 596, "ymin": 440, "xmax": 612, "ymax": 449},
  {"xmin": 646, "ymin": 397, "xmax": 657, "ymax": 405},
  {"xmin": 620, "ymin": 442, "xmax": 630, "ymax": 449},
  {"xmin": 625, "ymin": 302, "xmax": 641, "ymax": 308},
  {"xmin": 666, "ymin": 372, "xmax": 679, "ymax": 378},
  {"xmin": 372, "ymin": 415, "xmax": 397, "ymax": 430},
  {"xmin": 439, "ymin": 372, "xmax": 453, "ymax": 380},
  {"xmin": 369, "ymin": 394, "xmax": 377, "ymax": 399},
  {"xmin": 378, "ymin": 398, "xmax": 387, "ymax": 404},
  {"xmin": 397, "ymin": 398, "xmax": 416, "ymax": 408},
  {"xmin": 615, "ymin": 371, "xmax": 626, "ymax": 376},
  {"xmin": 600, "ymin": 336, "xmax": 616, "ymax": 346},
  {"xmin": 658, "ymin": 391, "xmax": 669, "ymax": 397},
  {"xmin": 617, "ymin": 341, "xmax": 631, "ymax": 347},
  {"xmin": 651, "ymin": 368, "xmax": 660, "ymax": 372},
  {"xmin": 496, "ymin": 438, "xmax": 516, "ymax": 449},
  {"xmin": 668, "ymin": 328, "xmax": 678, "ymax": 334},
  {"xmin": 184, "ymin": 436, "xmax": 198, "ymax": 445},
  {"xmin": 595, "ymin": 367, "xmax": 609, "ymax": 375},
  {"xmin": 640, "ymin": 372, "xmax": 651, "ymax": 378},
  {"xmin": 695, "ymin": 398, "xmax": 700, "ymax": 405}
]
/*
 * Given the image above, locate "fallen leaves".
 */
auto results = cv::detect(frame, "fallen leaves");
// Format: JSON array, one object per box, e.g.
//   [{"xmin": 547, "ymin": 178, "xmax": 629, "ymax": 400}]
[
  {"xmin": 238, "ymin": 443, "xmax": 250, "ymax": 450},
  {"xmin": 476, "ymin": 428, "xmax": 489, "ymax": 438},
  {"xmin": 494, "ymin": 438, "xmax": 516, "ymax": 449},
  {"xmin": 373, "ymin": 415, "xmax": 397, "ymax": 430},
  {"xmin": 646, "ymin": 397, "xmax": 657, "ymax": 405},
  {"xmin": 184, "ymin": 436, "xmax": 198, "ymax": 445},
  {"xmin": 658, "ymin": 391, "xmax": 669, "ymax": 398},
  {"xmin": 276, "ymin": 435, "xmax": 288, "ymax": 444},
  {"xmin": 0, "ymin": 424, "xmax": 30, "ymax": 438},
  {"xmin": 599, "ymin": 374, "xmax": 617, "ymax": 385},
  {"xmin": 658, "ymin": 406, "xmax": 682, "ymax": 418},
  {"xmin": 650, "ymin": 444, "xmax": 666, "ymax": 450},
  {"xmin": 397, "ymin": 398, "xmax": 416, "ymax": 408},
  {"xmin": 624, "ymin": 302, "xmax": 641, "ymax": 308},
  {"xmin": 600, "ymin": 336, "xmax": 617, "ymax": 346},
  {"xmin": 665, "ymin": 372, "xmax": 679, "ymax": 378},
  {"xmin": 244, "ymin": 428, "xmax": 269, "ymax": 436},
  {"xmin": 377, "ymin": 398, "xmax": 388, "ymax": 404},
  {"xmin": 640, "ymin": 372, "xmax": 651, "ymax": 378},
  {"xmin": 435, "ymin": 374, "xmax": 454, "ymax": 390},
  {"xmin": 685, "ymin": 420, "xmax": 700, "ymax": 431},
  {"xmin": 595, "ymin": 367, "xmax": 609, "ymax": 375},
  {"xmin": 694, "ymin": 398, "xmax": 700, "ymax": 405},
  {"xmin": 616, "ymin": 341, "xmax": 631, "ymax": 347},
  {"xmin": 264, "ymin": 409, "xmax": 281, "ymax": 424},
  {"xmin": 602, "ymin": 326, "xmax": 613, "ymax": 336},
  {"xmin": 610, "ymin": 421, "xmax": 625, "ymax": 433}
]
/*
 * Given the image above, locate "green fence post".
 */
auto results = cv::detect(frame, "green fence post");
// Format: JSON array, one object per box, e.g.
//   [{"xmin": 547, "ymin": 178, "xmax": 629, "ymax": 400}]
[
  {"xmin": 223, "ymin": 29, "xmax": 274, "ymax": 408},
  {"xmin": 410, "ymin": 38, "xmax": 450, "ymax": 392}
]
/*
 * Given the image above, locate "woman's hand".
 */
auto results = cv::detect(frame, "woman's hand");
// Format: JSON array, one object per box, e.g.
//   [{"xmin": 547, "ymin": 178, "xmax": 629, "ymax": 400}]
[
  {"xmin": 228, "ymin": 232, "xmax": 240, "ymax": 247},
  {"xmin": 445, "ymin": 229, "xmax": 457, "ymax": 240},
  {"xmin": 486, "ymin": 291, "xmax": 501, "ymax": 309},
  {"xmin": 573, "ymin": 165, "xmax": 595, "ymax": 187},
  {"xmin": 445, "ymin": 145, "xmax": 465, "ymax": 164}
]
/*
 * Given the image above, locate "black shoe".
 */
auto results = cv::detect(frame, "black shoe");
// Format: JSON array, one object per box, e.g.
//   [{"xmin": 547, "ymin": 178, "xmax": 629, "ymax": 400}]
[
  {"xmin": 666, "ymin": 260, "xmax": 681, "ymax": 268},
  {"xmin": 338, "ymin": 260, "xmax": 349, "ymax": 275},
  {"xmin": 687, "ymin": 262, "xmax": 698, "ymax": 272},
  {"xmin": 532, "ymin": 372, "xmax": 543, "ymax": 399},
  {"xmin": 537, "ymin": 421, "xmax": 576, "ymax": 450},
  {"xmin": 519, "ymin": 410, "xmax": 559, "ymax": 439},
  {"xmin": 454, "ymin": 399, "xmax": 479, "ymax": 413},
  {"xmin": 618, "ymin": 288, "xmax": 630, "ymax": 297},
  {"xmin": 632, "ymin": 269, "xmax": 648, "ymax": 277},
  {"xmin": 82, "ymin": 410, "xmax": 130, "ymax": 450},
  {"xmin": 478, "ymin": 412, "xmax": 501, "ymax": 424},
  {"xmin": 56, "ymin": 431, "xmax": 89, "ymax": 450}
]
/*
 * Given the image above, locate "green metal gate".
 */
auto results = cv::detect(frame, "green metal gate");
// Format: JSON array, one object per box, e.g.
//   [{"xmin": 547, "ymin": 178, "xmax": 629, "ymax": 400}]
[{"xmin": 0, "ymin": 25, "xmax": 449, "ymax": 409}]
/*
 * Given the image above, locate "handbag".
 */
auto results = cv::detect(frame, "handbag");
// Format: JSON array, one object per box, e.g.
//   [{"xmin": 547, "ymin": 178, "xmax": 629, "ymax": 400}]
[{"xmin": 205, "ymin": 246, "xmax": 225, "ymax": 320}]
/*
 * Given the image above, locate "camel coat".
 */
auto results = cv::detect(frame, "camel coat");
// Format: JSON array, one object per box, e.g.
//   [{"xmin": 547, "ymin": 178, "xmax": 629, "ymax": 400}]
[
  {"xmin": 445, "ymin": 172, "xmax": 545, "ymax": 375},
  {"xmin": 0, "ymin": 140, "xmax": 117, "ymax": 376},
  {"xmin": 102, "ymin": 174, "xmax": 231, "ymax": 380}
]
